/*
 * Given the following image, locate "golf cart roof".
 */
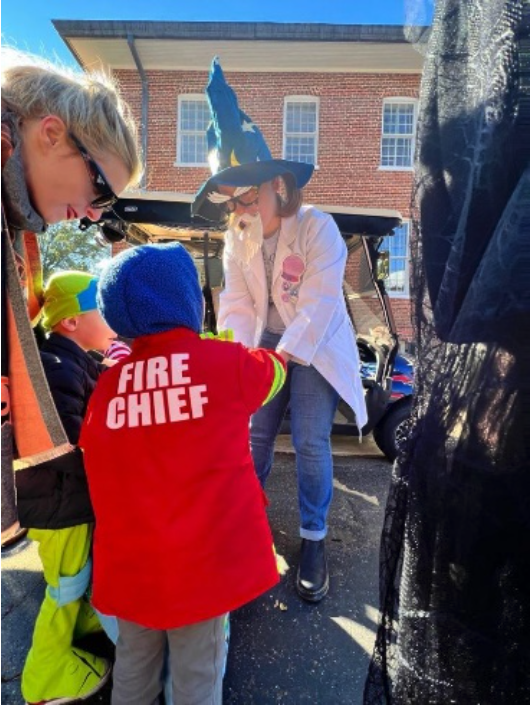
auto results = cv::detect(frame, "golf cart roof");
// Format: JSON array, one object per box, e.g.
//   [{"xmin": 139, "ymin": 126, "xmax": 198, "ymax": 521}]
[{"xmin": 90, "ymin": 192, "xmax": 402, "ymax": 244}]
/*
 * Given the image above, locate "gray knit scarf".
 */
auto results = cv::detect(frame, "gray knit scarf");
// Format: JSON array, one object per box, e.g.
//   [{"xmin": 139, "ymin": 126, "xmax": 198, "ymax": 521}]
[{"xmin": 1, "ymin": 111, "xmax": 46, "ymax": 234}]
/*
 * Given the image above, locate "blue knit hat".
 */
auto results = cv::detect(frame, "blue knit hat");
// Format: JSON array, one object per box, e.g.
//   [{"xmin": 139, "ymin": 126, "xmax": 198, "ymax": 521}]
[{"xmin": 97, "ymin": 243, "xmax": 203, "ymax": 338}]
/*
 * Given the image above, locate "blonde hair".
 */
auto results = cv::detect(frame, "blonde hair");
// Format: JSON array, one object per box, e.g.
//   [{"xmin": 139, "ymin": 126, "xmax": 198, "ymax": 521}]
[{"xmin": 1, "ymin": 48, "xmax": 143, "ymax": 187}]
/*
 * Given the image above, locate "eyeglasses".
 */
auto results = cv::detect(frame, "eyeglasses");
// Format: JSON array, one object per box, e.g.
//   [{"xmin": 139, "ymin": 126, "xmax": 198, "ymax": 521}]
[
  {"xmin": 224, "ymin": 187, "xmax": 260, "ymax": 214},
  {"xmin": 69, "ymin": 132, "xmax": 118, "ymax": 210}
]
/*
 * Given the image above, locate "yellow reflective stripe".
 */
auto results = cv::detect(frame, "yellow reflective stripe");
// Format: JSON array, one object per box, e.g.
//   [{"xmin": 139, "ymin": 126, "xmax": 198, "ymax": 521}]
[
  {"xmin": 263, "ymin": 355, "xmax": 286, "ymax": 405},
  {"xmin": 199, "ymin": 329, "xmax": 234, "ymax": 342}
]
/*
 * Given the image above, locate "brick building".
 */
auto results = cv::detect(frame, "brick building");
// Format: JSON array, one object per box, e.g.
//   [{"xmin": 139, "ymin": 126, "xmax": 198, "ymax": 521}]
[{"xmin": 55, "ymin": 20, "xmax": 427, "ymax": 344}]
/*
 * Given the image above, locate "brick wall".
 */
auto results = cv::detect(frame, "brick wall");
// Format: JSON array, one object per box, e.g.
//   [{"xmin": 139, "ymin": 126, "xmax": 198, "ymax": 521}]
[
  {"xmin": 389, "ymin": 298, "xmax": 414, "ymax": 345},
  {"xmin": 115, "ymin": 68, "xmax": 417, "ymax": 343}
]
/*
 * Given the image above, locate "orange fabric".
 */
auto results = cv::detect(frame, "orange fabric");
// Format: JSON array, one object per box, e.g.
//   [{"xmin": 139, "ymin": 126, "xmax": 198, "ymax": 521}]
[
  {"xmin": 6, "ymin": 293, "xmax": 54, "ymax": 457},
  {"xmin": 2, "ymin": 118, "xmax": 50, "ymax": 455},
  {"xmin": 21, "ymin": 233, "xmax": 44, "ymax": 324}
]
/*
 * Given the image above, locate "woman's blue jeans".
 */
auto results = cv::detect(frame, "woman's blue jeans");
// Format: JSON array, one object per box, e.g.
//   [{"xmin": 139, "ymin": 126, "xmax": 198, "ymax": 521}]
[{"xmin": 251, "ymin": 330, "xmax": 339, "ymax": 541}]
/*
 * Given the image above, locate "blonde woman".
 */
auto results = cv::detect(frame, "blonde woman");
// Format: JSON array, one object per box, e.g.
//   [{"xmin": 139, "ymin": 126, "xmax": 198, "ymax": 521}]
[{"xmin": 1, "ymin": 49, "xmax": 142, "ymax": 705}]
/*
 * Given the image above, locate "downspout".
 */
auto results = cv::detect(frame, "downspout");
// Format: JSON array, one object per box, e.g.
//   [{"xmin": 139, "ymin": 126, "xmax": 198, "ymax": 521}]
[{"xmin": 127, "ymin": 34, "xmax": 149, "ymax": 189}]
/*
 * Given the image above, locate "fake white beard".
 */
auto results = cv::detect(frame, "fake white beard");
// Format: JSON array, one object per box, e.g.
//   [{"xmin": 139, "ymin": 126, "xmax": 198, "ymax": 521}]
[{"xmin": 224, "ymin": 213, "xmax": 264, "ymax": 266}]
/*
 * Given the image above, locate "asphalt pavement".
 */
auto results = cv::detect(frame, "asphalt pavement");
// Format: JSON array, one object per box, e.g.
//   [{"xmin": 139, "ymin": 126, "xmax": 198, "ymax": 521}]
[{"xmin": 1, "ymin": 435, "xmax": 392, "ymax": 705}]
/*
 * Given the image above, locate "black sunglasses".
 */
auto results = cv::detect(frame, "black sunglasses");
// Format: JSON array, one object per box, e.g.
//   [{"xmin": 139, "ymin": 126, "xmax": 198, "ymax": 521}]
[{"xmin": 69, "ymin": 132, "xmax": 118, "ymax": 210}]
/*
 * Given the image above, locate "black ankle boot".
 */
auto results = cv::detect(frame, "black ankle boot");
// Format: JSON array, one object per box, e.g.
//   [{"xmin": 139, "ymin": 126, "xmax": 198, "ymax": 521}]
[{"xmin": 296, "ymin": 539, "xmax": 329, "ymax": 603}]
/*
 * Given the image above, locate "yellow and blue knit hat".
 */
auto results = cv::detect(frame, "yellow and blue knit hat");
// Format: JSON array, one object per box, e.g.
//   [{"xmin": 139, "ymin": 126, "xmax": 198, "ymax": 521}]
[{"xmin": 42, "ymin": 271, "xmax": 98, "ymax": 330}]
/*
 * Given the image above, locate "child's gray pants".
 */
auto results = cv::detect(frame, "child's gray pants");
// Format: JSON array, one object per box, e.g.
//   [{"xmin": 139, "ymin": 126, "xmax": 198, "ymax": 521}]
[{"xmin": 111, "ymin": 614, "xmax": 227, "ymax": 705}]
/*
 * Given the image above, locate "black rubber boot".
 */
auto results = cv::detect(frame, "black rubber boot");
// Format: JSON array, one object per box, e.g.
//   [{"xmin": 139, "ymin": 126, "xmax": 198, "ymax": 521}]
[{"xmin": 296, "ymin": 538, "xmax": 329, "ymax": 603}]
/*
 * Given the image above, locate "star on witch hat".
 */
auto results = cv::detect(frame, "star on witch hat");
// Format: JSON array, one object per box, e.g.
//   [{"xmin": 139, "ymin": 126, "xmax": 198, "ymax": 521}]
[{"xmin": 192, "ymin": 57, "xmax": 314, "ymax": 222}]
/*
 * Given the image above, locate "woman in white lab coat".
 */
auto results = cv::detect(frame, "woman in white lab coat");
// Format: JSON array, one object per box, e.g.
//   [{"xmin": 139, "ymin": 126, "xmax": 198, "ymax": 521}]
[
  {"xmin": 215, "ymin": 175, "xmax": 367, "ymax": 603},
  {"xmin": 192, "ymin": 57, "xmax": 366, "ymax": 602}
]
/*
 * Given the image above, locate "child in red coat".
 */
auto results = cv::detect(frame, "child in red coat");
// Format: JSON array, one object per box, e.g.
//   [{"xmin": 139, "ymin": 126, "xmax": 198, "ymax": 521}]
[{"xmin": 79, "ymin": 243, "xmax": 286, "ymax": 705}]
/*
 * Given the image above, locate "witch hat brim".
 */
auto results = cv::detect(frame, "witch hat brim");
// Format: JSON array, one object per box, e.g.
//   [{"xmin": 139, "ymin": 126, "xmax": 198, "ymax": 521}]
[{"xmin": 192, "ymin": 159, "xmax": 314, "ymax": 222}]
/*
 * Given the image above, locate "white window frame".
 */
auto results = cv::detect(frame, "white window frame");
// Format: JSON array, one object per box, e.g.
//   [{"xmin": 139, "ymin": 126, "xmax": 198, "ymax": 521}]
[
  {"xmin": 175, "ymin": 94, "xmax": 209, "ymax": 167},
  {"xmin": 382, "ymin": 220, "xmax": 410, "ymax": 298},
  {"xmin": 282, "ymin": 96, "xmax": 319, "ymax": 167},
  {"xmin": 379, "ymin": 98, "xmax": 418, "ymax": 172}
]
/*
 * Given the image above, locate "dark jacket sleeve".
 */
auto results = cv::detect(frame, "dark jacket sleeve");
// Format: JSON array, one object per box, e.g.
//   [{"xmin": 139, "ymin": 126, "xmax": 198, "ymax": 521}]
[{"xmin": 40, "ymin": 353, "xmax": 88, "ymax": 444}]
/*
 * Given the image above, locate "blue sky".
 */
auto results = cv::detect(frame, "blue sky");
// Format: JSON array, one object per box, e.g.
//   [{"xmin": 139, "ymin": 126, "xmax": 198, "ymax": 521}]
[{"xmin": 2, "ymin": 0, "xmax": 433, "ymax": 68}]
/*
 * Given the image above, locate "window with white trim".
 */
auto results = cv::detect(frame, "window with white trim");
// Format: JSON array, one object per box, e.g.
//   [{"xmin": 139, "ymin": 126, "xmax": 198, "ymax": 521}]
[
  {"xmin": 283, "ymin": 97, "xmax": 319, "ymax": 165},
  {"xmin": 380, "ymin": 99, "xmax": 417, "ymax": 169},
  {"xmin": 176, "ymin": 95, "xmax": 209, "ymax": 166},
  {"xmin": 381, "ymin": 221, "xmax": 410, "ymax": 297}
]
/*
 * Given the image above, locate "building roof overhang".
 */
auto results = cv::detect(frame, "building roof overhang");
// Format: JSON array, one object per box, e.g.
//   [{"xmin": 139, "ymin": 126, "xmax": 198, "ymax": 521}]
[{"xmin": 53, "ymin": 20, "xmax": 427, "ymax": 74}]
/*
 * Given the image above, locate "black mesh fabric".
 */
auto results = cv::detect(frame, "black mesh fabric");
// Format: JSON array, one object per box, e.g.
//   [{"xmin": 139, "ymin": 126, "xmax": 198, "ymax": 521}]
[{"xmin": 364, "ymin": 1, "xmax": 530, "ymax": 703}]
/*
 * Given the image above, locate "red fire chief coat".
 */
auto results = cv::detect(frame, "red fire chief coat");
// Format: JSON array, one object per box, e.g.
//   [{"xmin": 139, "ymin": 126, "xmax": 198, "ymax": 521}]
[{"xmin": 79, "ymin": 328, "xmax": 286, "ymax": 629}]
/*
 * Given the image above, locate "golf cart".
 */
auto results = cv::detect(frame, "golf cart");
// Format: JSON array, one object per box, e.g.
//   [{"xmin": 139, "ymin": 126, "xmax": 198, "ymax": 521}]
[{"xmin": 84, "ymin": 194, "xmax": 412, "ymax": 461}]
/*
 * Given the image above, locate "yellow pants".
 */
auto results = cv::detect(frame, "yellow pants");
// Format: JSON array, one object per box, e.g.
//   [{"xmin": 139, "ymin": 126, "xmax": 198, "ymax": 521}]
[{"xmin": 21, "ymin": 524, "xmax": 109, "ymax": 703}]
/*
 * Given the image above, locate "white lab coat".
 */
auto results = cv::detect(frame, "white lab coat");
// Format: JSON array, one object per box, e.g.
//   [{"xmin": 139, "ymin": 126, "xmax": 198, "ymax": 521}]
[{"xmin": 218, "ymin": 205, "xmax": 368, "ymax": 430}]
